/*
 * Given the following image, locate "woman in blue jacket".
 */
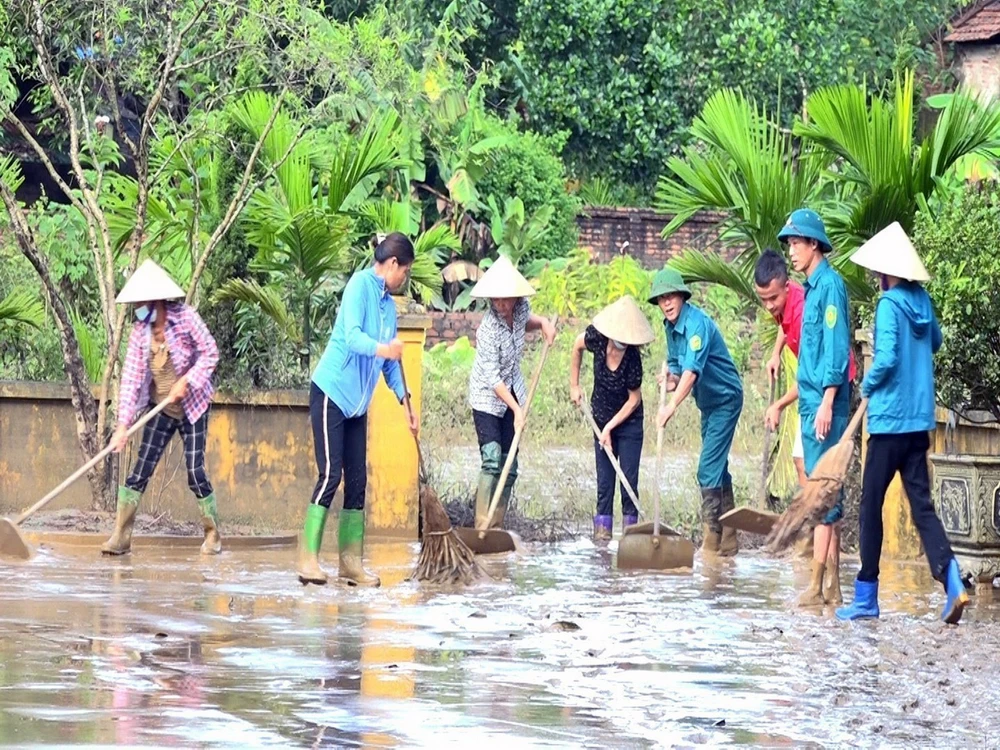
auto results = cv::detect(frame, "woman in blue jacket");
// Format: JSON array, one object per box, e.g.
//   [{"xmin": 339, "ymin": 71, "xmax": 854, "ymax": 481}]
[
  {"xmin": 297, "ymin": 233, "xmax": 419, "ymax": 587},
  {"xmin": 837, "ymin": 223, "xmax": 967, "ymax": 624}
]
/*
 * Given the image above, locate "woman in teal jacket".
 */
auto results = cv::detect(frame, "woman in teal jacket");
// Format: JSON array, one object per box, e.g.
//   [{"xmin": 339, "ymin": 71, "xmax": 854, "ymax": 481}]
[
  {"xmin": 297, "ymin": 233, "xmax": 419, "ymax": 587},
  {"xmin": 837, "ymin": 223, "xmax": 967, "ymax": 624}
]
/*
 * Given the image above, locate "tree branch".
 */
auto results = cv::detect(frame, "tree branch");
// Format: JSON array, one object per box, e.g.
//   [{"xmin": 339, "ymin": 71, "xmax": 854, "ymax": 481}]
[{"xmin": 187, "ymin": 92, "xmax": 302, "ymax": 302}]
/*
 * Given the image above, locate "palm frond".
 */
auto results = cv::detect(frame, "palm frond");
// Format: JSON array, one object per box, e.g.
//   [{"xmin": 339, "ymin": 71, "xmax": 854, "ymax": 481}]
[
  {"xmin": 211, "ymin": 278, "xmax": 298, "ymax": 340},
  {"xmin": 328, "ymin": 111, "xmax": 405, "ymax": 214},
  {"xmin": 69, "ymin": 309, "xmax": 105, "ymax": 383},
  {"xmin": 667, "ymin": 249, "xmax": 759, "ymax": 307},
  {"xmin": 0, "ymin": 290, "xmax": 44, "ymax": 328},
  {"xmin": 0, "ymin": 153, "xmax": 25, "ymax": 192}
]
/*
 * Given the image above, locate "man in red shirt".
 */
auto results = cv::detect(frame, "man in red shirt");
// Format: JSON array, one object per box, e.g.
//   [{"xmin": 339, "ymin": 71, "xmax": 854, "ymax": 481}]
[{"xmin": 754, "ymin": 250, "xmax": 856, "ymax": 489}]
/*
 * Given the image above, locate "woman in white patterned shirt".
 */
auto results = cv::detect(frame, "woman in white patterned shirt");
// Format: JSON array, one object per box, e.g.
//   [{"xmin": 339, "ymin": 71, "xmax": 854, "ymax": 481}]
[{"xmin": 467, "ymin": 256, "xmax": 556, "ymax": 528}]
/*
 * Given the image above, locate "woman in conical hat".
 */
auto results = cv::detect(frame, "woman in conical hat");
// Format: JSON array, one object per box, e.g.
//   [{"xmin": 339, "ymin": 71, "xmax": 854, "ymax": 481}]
[
  {"xmin": 836, "ymin": 222, "xmax": 968, "ymax": 624},
  {"xmin": 569, "ymin": 295, "xmax": 653, "ymax": 540},
  {"xmin": 103, "ymin": 259, "xmax": 221, "ymax": 556},
  {"xmin": 467, "ymin": 255, "xmax": 556, "ymax": 529}
]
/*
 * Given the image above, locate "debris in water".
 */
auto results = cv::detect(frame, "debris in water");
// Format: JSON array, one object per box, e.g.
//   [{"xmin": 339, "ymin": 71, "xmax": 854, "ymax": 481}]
[
  {"xmin": 469, "ymin": 611, "xmax": 486, "ymax": 619},
  {"xmin": 154, "ymin": 633, "xmax": 168, "ymax": 639},
  {"xmin": 714, "ymin": 719, "xmax": 726, "ymax": 727},
  {"xmin": 550, "ymin": 621, "xmax": 581, "ymax": 632}
]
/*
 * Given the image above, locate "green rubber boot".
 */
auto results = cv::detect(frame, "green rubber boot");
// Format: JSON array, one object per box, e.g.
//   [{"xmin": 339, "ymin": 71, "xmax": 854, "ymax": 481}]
[
  {"xmin": 338, "ymin": 509, "xmax": 380, "ymax": 587},
  {"xmin": 297, "ymin": 504, "xmax": 329, "ymax": 585},
  {"xmin": 101, "ymin": 486, "xmax": 141, "ymax": 556},
  {"xmin": 197, "ymin": 493, "xmax": 222, "ymax": 555},
  {"xmin": 474, "ymin": 441, "xmax": 502, "ymax": 528}
]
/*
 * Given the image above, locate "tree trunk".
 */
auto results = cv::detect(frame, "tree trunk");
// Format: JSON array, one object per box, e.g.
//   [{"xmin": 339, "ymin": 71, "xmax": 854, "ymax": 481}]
[{"xmin": 0, "ymin": 186, "xmax": 114, "ymax": 511}]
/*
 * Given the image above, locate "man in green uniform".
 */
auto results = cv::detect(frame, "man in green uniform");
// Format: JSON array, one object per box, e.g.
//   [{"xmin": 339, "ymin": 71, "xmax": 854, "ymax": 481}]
[
  {"xmin": 649, "ymin": 268, "xmax": 744, "ymax": 557},
  {"xmin": 778, "ymin": 208, "xmax": 852, "ymax": 606}
]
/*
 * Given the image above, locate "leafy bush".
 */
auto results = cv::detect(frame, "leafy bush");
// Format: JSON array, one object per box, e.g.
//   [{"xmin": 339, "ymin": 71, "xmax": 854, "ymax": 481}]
[
  {"xmin": 475, "ymin": 122, "xmax": 579, "ymax": 263},
  {"xmin": 916, "ymin": 185, "xmax": 1000, "ymax": 422}
]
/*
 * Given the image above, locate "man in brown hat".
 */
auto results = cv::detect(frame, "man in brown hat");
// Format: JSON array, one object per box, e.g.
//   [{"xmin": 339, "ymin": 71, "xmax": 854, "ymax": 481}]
[
  {"xmin": 570, "ymin": 295, "xmax": 653, "ymax": 539},
  {"xmin": 468, "ymin": 256, "xmax": 556, "ymax": 528}
]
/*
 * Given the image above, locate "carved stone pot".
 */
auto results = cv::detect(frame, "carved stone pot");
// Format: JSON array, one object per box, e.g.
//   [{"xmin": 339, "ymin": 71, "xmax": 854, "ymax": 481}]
[{"xmin": 930, "ymin": 453, "xmax": 1000, "ymax": 584}]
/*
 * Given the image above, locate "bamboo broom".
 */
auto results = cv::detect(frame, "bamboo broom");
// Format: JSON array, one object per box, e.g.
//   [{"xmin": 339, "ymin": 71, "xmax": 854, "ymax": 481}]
[{"xmin": 400, "ymin": 362, "xmax": 485, "ymax": 585}]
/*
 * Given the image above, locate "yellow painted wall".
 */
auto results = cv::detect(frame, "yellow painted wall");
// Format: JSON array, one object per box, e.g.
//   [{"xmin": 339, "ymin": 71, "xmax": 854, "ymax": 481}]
[{"xmin": 0, "ymin": 315, "xmax": 430, "ymax": 539}]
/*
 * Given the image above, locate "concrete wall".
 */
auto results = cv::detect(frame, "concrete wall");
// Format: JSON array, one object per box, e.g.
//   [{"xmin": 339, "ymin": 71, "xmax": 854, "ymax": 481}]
[
  {"xmin": 0, "ymin": 317, "xmax": 430, "ymax": 539},
  {"xmin": 955, "ymin": 44, "xmax": 1000, "ymax": 101}
]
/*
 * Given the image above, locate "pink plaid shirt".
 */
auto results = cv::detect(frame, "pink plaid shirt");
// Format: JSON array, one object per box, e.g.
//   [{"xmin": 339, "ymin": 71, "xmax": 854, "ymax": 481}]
[{"xmin": 118, "ymin": 303, "xmax": 219, "ymax": 427}]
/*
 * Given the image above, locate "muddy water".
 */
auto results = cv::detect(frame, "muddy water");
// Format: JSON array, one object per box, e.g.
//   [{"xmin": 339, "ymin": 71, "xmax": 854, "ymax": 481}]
[{"xmin": 2, "ymin": 542, "xmax": 1000, "ymax": 748}]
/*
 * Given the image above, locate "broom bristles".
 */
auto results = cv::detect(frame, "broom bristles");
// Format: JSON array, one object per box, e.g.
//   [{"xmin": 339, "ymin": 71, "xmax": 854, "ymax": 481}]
[
  {"xmin": 766, "ymin": 440, "xmax": 856, "ymax": 552},
  {"xmin": 410, "ymin": 484, "xmax": 487, "ymax": 585}
]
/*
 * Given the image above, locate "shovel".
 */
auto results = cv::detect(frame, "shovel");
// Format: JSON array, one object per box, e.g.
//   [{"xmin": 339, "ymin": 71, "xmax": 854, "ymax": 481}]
[
  {"xmin": 454, "ymin": 316, "xmax": 556, "ymax": 555},
  {"xmin": 616, "ymin": 364, "xmax": 694, "ymax": 571},
  {"xmin": 722, "ymin": 377, "xmax": 779, "ymax": 536},
  {"xmin": 0, "ymin": 399, "xmax": 172, "ymax": 561},
  {"xmin": 577, "ymin": 399, "xmax": 681, "ymax": 536}
]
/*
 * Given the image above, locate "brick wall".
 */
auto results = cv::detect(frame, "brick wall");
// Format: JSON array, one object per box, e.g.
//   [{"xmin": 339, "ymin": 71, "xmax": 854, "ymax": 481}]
[
  {"xmin": 425, "ymin": 311, "xmax": 583, "ymax": 348},
  {"xmin": 577, "ymin": 206, "xmax": 731, "ymax": 268},
  {"xmin": 424, "ymin": 208, "xmax": 733, "ymax": 348},
  {"xmin": 956, "ymin": 44, "xmax": 1000, "ymax": 101}
]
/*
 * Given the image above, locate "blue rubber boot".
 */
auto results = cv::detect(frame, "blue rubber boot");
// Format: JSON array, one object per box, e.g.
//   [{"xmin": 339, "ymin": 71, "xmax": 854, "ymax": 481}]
[
  {"xmin": 835, "ymin": 579, "xmax": 880, "ymax": 621},
  {"xmin": 942, "ymin": 558, "xmax": 969, "ymax": 625}
]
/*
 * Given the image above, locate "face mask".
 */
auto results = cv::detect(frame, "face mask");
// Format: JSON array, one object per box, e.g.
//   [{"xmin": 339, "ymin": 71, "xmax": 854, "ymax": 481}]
[
  {"xmin": 879, "ymin": 274, "xmax": 889, "ymax": 292},
  {"xmin": 611, "ymin": 340, "xmax": 627, "ymax": 351},
  {"xmin": 135, "ymin": 305, "xmax": 157, "ymax": 324}
]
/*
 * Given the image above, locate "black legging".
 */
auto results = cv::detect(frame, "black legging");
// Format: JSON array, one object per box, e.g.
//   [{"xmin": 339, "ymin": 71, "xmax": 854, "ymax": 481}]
[
  {"xmin": 309, "ymin": 383, "xmax": 367, "ymax": 510},
  {"xmin": 859, "ymin": 431, "xmax": 955, "ymax": 583}
]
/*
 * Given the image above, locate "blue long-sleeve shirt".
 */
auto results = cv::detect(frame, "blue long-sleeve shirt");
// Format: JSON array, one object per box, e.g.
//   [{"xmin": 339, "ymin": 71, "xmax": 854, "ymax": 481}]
[
  {"xmin": 312, "ymin": 268, "xmax": 405, "ymax": 417},
  {"xmin": 863, "ymin": 282, "xmax": 941, "ymax": 434}
]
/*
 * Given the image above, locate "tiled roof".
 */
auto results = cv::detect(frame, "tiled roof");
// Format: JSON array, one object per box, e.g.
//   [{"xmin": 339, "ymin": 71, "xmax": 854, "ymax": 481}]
[{"xmin": 946, "ymin": 0, "xmax": 1000, "ymax": 43}]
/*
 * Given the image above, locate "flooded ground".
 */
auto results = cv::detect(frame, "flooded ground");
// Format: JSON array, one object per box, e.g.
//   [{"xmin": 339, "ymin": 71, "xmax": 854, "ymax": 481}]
[{"xmin": 2, "ymin": 540, "xmax": 999, "ymax": 747}]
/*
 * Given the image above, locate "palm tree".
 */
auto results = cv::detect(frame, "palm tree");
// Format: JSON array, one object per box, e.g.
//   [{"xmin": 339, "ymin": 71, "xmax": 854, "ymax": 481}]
[
  {"xmin": 796, "ymin": 70, "xmax": 1000, "ymax": 298},
  {"xmin": 0, "ymin": 290, "xmax": 44, "ymax": 329},
  {"xmin": 654, "ymin": 73, "xmax": 1000, "ymax": 499},
  {"xmin": 213, "ymin": 92, "xmax": 446, "ymax": 370}
]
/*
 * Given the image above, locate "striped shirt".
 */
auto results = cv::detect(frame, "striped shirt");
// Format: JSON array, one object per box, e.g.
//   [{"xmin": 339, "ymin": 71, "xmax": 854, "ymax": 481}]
[
  {"xmin": 468, "ymin": 299, "xmax": 530, "ymax": 416},
  {"xmin": 118, "ymin": 302, "xmax": 219, "ymax": 427}
]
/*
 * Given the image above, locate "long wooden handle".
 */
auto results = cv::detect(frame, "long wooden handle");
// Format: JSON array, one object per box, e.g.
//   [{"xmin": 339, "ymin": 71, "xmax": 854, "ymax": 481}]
[
  {"xmin": 758, "ymin": 377, "xmax": 778, "ymax": 510},
  {"xmin": 653, "ymin": 363, "xmax": 669, "ymax": 543},
  {"xmin": 15, "ymin": 399, "xmax": 173, "ymax": 526},
  {"xmin": 479, "ymin": 315, "xmax": 558, "ymax": 535},
  {"xmin": 843, "ymin": 398, "xmax": 868, "ymax": 443},
  {"xmin": 398, "ymin": 361, "xmax": 427, "ymax": 481},
  {"xmin": 579, "ymin": 399, "xmax": 641, "ymax": 512}
]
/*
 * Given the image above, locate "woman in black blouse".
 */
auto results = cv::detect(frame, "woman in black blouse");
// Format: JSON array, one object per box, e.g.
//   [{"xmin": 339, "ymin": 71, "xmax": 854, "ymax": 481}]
[{"xmin": 570, "ymin": 296, "xmax": 655, "ymax": 540}]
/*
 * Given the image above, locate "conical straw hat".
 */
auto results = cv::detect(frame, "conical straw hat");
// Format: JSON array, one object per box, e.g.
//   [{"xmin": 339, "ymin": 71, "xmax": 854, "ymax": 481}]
[
  {"xmin": 592, "ymin": 295, "xmax": 655, "ymax": 345},
  {"xmin": 849, "ymin": 222, "xmax": 930, "ymax": 282},
  {"xmin": 469, "ymin": 254, "xmax": 536, "ymax": 299},
  {"xmin": 115, "ymin": 259, "xmax": 186, "ymax": 304}
]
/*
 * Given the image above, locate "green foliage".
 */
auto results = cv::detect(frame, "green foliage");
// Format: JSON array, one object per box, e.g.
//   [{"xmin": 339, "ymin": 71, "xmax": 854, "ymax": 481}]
[
  {"xmin": 487, "ymin": 196, "xmax": 553, "ymax": 267},
  {"xmin": 475, "ymin": 125, "xmax": 578, "ymax": 262},
  {"xmin": 0, "ymin": 289, "xmax": 43, "ymax": 329},
  {"xmin": 915, "ymin": 185, "xmax": 1000, "ymax": 422},
  {"xmin": 531, "ymin": 249, "xmax": 653, "ymax": 320},
  {"xmin": 515, "ymin": 0, "xmax": 964, "ymax": 189}
]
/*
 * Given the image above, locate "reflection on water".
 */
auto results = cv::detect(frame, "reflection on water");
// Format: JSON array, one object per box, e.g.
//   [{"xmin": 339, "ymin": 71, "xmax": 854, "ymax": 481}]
[{"xmin": 1, "ymin": 540, "xmax": 1000, "ymax": 747}]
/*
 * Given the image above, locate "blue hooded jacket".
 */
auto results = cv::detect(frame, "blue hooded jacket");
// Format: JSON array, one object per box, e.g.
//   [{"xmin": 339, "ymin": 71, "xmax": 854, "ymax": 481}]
[
  {"xmin": 312, "ymin": 268, "xmax": 405, "ymax": 417},
  {"xmin": 862, "ymin": 281, "xmax": 942, "ymax": 434}
]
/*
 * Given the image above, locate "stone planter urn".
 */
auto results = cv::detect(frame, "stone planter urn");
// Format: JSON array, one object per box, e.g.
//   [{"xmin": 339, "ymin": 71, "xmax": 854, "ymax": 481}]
[{"xmin": 930, "ymin": 410, "xmax": 1000, "ymax": 585}]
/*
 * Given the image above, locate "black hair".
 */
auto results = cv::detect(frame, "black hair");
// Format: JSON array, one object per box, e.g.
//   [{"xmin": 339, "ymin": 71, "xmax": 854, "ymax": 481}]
[
  {"xmin": 374, "ymin": 232, "xmax": 415, "ymax": 266},
  {"xmin": 754, "ymin": 248, "xmax": 789, "ymax": 287}
]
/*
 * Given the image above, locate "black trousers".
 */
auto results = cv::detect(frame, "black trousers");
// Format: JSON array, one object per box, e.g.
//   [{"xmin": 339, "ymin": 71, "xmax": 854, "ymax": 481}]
[
  {"xmin": 309, "ymin": 384, "xmax": 367, "ymax": 510},
  {"xmin": 859, "ymin": 431, "xmax": 954, "ymax": 583},
  {"xmin": 595, "ymin": 417, "xmax": 642, "ymax": 517},
  {"xmin": 125, "ymin": 409, "xmax": 213, "ymax": 498}
]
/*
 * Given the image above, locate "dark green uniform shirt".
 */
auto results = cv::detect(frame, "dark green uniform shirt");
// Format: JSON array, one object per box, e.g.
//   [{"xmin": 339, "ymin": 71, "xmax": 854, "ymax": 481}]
[
  {"xmin": 798, "ymin": 258, "xmax": 851, "ymax": 417},
  {"xmin": 665, "ymin": 303, "xmax": 743, "ymax": 411}
]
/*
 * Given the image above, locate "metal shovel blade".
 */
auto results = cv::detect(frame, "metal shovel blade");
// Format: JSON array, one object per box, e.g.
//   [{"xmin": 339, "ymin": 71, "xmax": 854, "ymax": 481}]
[
  {"xmin": 0, "ymin": 517, "xmax": 33, "ymax": 561},
  {"xmin": 452, "ymin": 526, "xmax": 521, "ymax": 555},
  {"xmin": 720, "ymin": 507, "xmax": 778, "ymax": 536},
  {"xmin": 616, "ymin": 524, "xmax": 694, "ymax": 571}
]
